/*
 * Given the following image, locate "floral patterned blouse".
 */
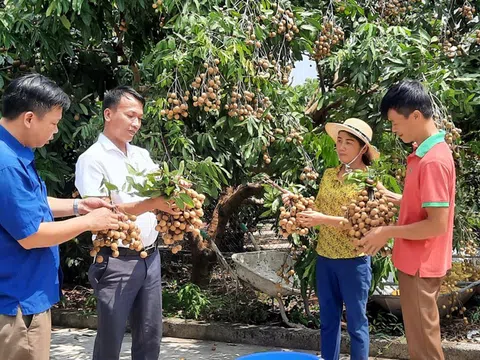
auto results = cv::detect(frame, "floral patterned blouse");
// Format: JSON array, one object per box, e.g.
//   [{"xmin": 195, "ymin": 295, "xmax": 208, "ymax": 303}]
[{"xmin": 315, "ymin": 166, "xmax": 362, "ymax": 259}]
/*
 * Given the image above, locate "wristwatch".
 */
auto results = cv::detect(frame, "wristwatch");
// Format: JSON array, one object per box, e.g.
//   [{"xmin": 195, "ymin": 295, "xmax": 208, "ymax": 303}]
[{"xmin": 73, "ymin": 199, "xmax": 80, "ymax": 217}]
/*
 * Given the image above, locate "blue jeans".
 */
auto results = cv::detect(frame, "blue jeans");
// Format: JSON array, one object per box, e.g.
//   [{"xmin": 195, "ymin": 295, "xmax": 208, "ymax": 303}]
[{"xmin": 316, "ymin": 255, "xmax": 372, "ymax": 360}]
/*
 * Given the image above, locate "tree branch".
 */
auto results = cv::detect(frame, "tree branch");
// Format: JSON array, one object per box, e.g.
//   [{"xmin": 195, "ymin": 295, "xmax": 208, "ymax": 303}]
[
  {"xmin": 131, "ymin": 61, "xmax": 141, "ymax": 86},
  {"xmin": 316, "ymin": 61, "xmax": 326, "ymax": 94},
  {"xmin": 207, "ymin": 183, "xmax": 264, "ymax": 243},
  {"xmin": 308, "ymin": 98, "xmax": 343, "ymax": 127}
]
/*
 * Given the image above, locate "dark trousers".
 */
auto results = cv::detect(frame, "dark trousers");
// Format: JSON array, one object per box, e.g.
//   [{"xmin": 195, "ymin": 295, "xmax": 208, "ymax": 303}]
[
  {"xmin": 88, "ymin": 250, "xmax": 162, "ymax": 360},
  {"xmin": 316, "ymin": 255, "xmax": 371, "ymax": 360}
]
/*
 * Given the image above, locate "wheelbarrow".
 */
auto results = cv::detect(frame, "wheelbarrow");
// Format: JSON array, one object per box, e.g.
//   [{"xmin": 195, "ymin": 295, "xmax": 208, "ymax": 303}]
[
  {"xmin": 371, "ymin": 255, "xmax": 480, "ymax": 317},
  {"xmin": 371, "ymin": 280, "xmax": 480, "ymax": 317},
  {"xmin": 231, "ymin": 250, "xmax": 302, "ymax": 328}
]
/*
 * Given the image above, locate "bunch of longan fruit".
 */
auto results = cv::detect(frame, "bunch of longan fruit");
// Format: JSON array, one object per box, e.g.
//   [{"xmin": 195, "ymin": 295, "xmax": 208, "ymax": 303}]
[
  {"xmin": 226, "ymin": 87, "xmax": 272, "ymax": 121},
  {"xmin": 160, "ymin": 91, "xmax": 190, "ymax": 120},
  {"xmin": 377, "ymin": 0, "xmax": 420, "ymax": 22},
  {"xmin": 442, "ymin": 40, "xmax": 464, "ymax": 59},
  {"xmin": 269, "ymin": 4, "xmax": 299, "ymax": 41},
  {"xmin": 191, "ymin": 58, "xmax": 222, "ymax": 113},
  {"xmin": 285, "ymin": 130, "xmax": 304, "ymax": 144},
  {"xmin": 343, "ymin": 181, "xmax": 397, "ymax": 242},
  {"xmin": 245, "ymin": 28, "xmax": 262, "ymax": 48},
  {"xmin": 313, "ymin": 20, "xmax": 344, "ymax": 61},
  {"xmin": 438, "ymin": 261, "xmax": 478, "ymax": 323},
  {"xmin": 299, "ymin": 166, "xmax": 319, "ymax": 182},
  {"xmin": 440, "ymin": 115, "xmax": 462, "ymax": 158},
  {"xmin": 91, "ymin": 213, "xmax": 147, "ymax": 263},
  {"xmin": 442, "ymin": 117, "xmax": 462, "ymax": 144},
  {"xmin": 459, "ymin": 3, "xmax": 476, "ymax": 21},
  {"xmin": 152, "ymin": 0, "xmax": 162, "ymax": 10},
  {"xmin": 262, "ymin": 152, "xmax": 272, "ymax": 165},
  {"xmin": 278, "ymin": 193, "xmax": 316, "ymax": 238},
  {"xmin": 155, "ymin": 189, "xmax": 206, "ymax": 254}
]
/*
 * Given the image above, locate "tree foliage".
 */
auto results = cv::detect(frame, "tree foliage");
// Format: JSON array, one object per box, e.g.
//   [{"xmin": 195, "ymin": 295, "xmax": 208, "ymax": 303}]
[{"xmin": 0, "ymin": 0, "xmax": 479, "ymax": 291}]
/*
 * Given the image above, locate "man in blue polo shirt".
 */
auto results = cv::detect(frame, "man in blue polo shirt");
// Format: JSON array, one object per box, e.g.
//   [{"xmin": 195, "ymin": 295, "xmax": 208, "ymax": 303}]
[{"xmin": 0, "ymin": 74, "xmax": 121, "ymax": 360}]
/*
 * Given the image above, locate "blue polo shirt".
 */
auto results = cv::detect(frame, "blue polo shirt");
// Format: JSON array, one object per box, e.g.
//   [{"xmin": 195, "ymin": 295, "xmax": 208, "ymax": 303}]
[{"xmin": 0, "ymin": 124, "xmax": 60, "ymax": 316}]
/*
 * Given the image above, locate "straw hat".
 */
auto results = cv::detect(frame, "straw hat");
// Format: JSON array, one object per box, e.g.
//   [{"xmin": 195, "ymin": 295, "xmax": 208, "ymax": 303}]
[{"xmin": 325, "ymin": 118, "xmax": 380, "ymax": 160}]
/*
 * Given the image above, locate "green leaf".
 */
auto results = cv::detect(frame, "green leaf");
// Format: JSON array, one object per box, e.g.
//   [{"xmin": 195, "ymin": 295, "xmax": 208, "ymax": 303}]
[
  {"xmin": 243, "ymin": 142, "xmax": 253, "ymax": 160},
  {"xmin": 207, "ymin": 134, "xmax": 216, "ymax": 151},
  {"xmin": 247, "ymin": 120, "xmax": 253, "ymax": 136},
  {"xmin": 79, "ymin": 103, "xmax": 88, "ymax": 115},
  {"xmin": 103, "ymin": 181, "xmax": 119, "ymax": 191},
  {"xmin": 193, "ymin": 0, "xmax": 200, "ymax": 11},
  {"xmin": 255, "ymin": 26, "xmax": 263, "ymax": 41},
  {"xmin": 164, "ymin": 186, "xmax": 175, "ymax": 196},
  {"xmin": 45, "ymin": 172, "xmax": 59, "ymax": 182},
  {"xmin": 213, "ymin": 116, "xmax": 227, "ymax": 129},
  {"xmin": 300, "ymin": 24, "xmax": 317, "ymax": 32},
  {"xmin": 260, "ymin": 209, "xmax": 272, "ymax": 218},
  {"xmin": 179, "ymin": 193, "xmax": 195, "ymax": 208},
  {"xmin": 37, "ymin": 146, "xmax": 47, "ymax": 158},
  {"xmin": 60, "ymin": 15, "xmax": 71, "ymax": 30},
  {"xmin": 46, "ymin": 2, "xmax": 56, "ymax": 16},
  {"xmin": 178, "ymin": 160, "xmax": 185, "ymax": 175},
  {"xmin": 418, "ymin": 28, "xmax": 431, "ymax": 44},
  {"xmin": 126, "ymin": 163, "xmax": 139, "ymax": 175},
  {"xmin": 175, "ymin": 197, "xmax": 185, "ymax": 209},
  {"xmin": 117, "ymin": 0, "xmax": 125, "ymax": 12}
]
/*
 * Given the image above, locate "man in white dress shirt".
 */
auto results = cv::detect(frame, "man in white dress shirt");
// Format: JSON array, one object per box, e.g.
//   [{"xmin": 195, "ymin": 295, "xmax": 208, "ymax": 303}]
[{"xmin": 75, "ymin": 86, "xmax": 176, "ymax": 360}]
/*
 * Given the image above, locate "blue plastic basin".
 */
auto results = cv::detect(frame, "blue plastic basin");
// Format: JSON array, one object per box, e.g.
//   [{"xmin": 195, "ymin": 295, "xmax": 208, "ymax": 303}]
[{"xmin": 237, "ymin": 351, "xmax": 320, "ymax": 359}]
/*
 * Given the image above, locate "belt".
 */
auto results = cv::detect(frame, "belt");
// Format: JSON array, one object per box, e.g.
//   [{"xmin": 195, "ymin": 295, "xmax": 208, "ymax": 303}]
[{"xmin": 99, "ymin": 241, "xmax": 158, "ymax": 258}]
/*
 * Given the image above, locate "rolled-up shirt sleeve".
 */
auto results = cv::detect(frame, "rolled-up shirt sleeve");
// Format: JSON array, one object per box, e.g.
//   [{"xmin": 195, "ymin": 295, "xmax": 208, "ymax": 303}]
[
  {"xmin": 0, "ymin": 167, "xmax": 46, "ymax": 241},
  {"xmin": 420, "ymin": 161, "xmax": 451, "ymax": 208}
]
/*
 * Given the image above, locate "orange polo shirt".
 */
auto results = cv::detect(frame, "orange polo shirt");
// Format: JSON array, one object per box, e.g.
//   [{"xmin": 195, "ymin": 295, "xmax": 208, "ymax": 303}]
[{"xmin": 392, "ymin": 131, "xmax": 456, "ymax": 278}]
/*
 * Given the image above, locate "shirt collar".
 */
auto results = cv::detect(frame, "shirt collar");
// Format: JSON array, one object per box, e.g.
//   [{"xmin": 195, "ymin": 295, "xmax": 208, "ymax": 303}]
[
  {"xmin": 414, "ymin": 131, "xmax": 446, "ymax": 158},
  {"xmin": 98, "ymin": 133, "xmax": 132, "ymax": 157},
  {"xmin": 0, "ymin": 124, "xmax": 35, "ymax": 164}
]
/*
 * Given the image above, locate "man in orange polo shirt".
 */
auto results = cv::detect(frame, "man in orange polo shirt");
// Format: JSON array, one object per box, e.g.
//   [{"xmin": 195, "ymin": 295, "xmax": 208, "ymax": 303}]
[{"xmin": 356, "ymin": 80, "xmax": 455, "ymax": 360}]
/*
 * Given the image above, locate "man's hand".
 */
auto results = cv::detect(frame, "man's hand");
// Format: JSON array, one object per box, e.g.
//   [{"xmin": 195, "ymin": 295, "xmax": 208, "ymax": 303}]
[
  {"xmin": 376, "ymin": 181, "xmax": 402, "ymax": 205},
  {"xmin": 297, "ymin": 211, "xmax": 323, "ymax": 228},
  {"xmin": 78, "ymin": 198, "xmax": 113, "ymax": 215},
  {"xmin": 152, "ymin": 197, "xmax": 182, "ymax": 215},
  {"xmin": 281, "ymin": 191, "xmax": 293, "ymax": 205},
  {"xmin": 354, "ymin": 226, "xmax": 390, "ymax": 256},
  {"xmin": 84, "ymin": 208, "xmax": 121, "ymax": 232},
  {"xmin": 178, "ymin": 178, "xmax": 192, "ymax": 189}
]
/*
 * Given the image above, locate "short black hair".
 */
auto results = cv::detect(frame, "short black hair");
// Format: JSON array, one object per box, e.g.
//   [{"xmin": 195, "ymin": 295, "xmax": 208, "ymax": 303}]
[
  {"xmin": 380, "ymin": 80, "xmax": 433, "ymax": 119},
  {"xmin": 2, "ymin": 73, "xmax": 71, "ymax": 120},
  {"xmin": 102, "ymin": 86, "xmax": 145, "ymax": 113}
]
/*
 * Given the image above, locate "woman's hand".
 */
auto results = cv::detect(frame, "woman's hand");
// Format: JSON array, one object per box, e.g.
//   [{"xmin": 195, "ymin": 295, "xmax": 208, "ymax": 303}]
[{"xmin": 297, "ymin": 210, "xmax": 324, "ymax": 228}]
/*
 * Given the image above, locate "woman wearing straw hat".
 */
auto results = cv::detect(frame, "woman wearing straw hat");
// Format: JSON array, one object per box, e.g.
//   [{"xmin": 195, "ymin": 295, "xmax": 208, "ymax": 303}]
[{"xmin": 287, "ymin": 118, "xmax": 379, "ymax": 360}]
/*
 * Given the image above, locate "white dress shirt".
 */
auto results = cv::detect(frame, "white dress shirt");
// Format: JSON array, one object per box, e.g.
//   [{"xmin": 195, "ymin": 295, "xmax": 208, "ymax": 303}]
[{"xmin": 75, "ymin": 133, "xmax": 159, "ymax": 247}]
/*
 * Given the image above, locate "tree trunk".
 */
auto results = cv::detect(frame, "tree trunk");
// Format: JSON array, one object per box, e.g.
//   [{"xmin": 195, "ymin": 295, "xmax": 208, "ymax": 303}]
[
  {"xmin": 189, "ymin": 234, "xmax": 216, "ymax": 286},
  {"xmin": 190, "ymin": 183, "xmax": 264, "ymax": 285}
]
